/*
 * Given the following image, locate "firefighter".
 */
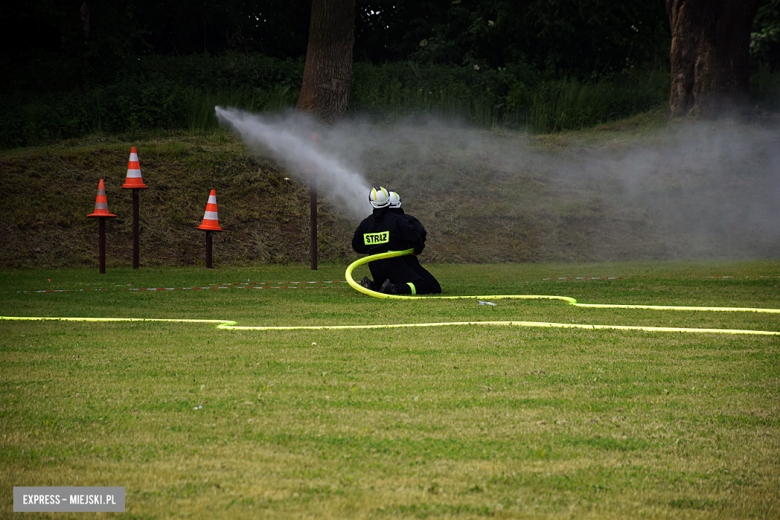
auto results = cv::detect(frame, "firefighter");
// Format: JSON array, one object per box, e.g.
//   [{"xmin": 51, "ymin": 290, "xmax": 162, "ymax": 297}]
[
  {"xmin": 387, "ymin": 190, "xmax": 441, "ymax": 294},
  {"xmin": 352, "ymin": 187, "xmax": 436, "ymax": 295}
]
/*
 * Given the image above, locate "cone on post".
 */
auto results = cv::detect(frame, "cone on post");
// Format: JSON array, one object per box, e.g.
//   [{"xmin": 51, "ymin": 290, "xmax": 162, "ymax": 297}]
[
  {"xmin": 87, "ymin": 179, "xmax": 117, "ymax": 218},
  {"xmin": 122, "ymin": 146, "xmax": 146, "ymax": 269},
  {"xmin": 122, "ymin": 147, "xmax": 148, "ymax": 189},
  {"xmin": 86, "ymin": 179, "xmax": 116, "ymax": 275},
  {"xmin": 198, "ymin": 190, "xmax": 222, "ymax": 231}
]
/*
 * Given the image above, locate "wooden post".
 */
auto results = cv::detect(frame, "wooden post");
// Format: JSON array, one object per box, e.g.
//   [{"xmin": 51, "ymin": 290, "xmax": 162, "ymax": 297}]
[
  {"xmin": 87, "ymin": 178, "xmax": 116, "ymax": 275},
  {"xmin": 122, "ymin": 147, "xmax": 148, "ymax": 268},
  {"xmin": 308, "ymin": 133, "xmax": 319, "ymax": 270},
  {"xmin": 310, "ymin": 182, "xmax": 317, "ymax": 270},
  {"xmin": 197, "ymin": 189, "xmax": 222, "ymax": 269},
  {"xmin": 132, "ymin": 188, "xmax": 140, "ymax": 269},
  {"xmin": 98, "ymin": 217, "xmax": 106, "ymax": 275},
  {"xmin": 205, "ymin": 231, "xmax": 213, "ymax": 269}
]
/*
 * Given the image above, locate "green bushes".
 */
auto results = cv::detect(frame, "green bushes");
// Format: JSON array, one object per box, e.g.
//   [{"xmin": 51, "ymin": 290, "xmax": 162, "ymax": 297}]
[
  {"xmin": 350, "ymin": 61, "xmax": 670, "ymax": 132},
  {"xmin": 0, "ymin": 54, "xmax": 304, "ymax": 148},
  {"xmin": 524, "ymin": 70, "xmax": 670, "ymax": 133},
  {"xmin": 11, "ymin": 52, "xmax": 767, "ymax": 149},
  {"xmin": 751, "ymin": 63, "xmax": 780, "ymax": 111}
]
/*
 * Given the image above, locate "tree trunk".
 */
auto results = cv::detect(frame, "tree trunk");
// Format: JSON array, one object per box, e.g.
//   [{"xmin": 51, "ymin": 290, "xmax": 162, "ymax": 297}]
[
  {"xmin": 667, "ymin": 0, "xmax": 761, "ymax": 118},
  {"xmin": 296, "ymin": 0, "xmax": 356, "ymax": 124},
  {"xmin": 80, "ymin": 1, "xmax": 90, "ymax": 37}
]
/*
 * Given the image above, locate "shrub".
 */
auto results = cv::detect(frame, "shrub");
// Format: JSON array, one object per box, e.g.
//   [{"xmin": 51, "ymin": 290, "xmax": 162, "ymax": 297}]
[{"xmin": 0, "ymin": 54, "xmax": 677, "ymax": 149}]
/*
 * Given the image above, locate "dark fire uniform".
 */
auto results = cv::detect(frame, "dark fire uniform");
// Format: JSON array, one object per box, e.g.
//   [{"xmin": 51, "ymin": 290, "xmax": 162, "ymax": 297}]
[
  {"xmin": 389, "ymin": 206, "xmax": 441, "ymax": 294},
  {"xmin": 352, "ymin": 206, "xmax": 436, "ymax": 295}
]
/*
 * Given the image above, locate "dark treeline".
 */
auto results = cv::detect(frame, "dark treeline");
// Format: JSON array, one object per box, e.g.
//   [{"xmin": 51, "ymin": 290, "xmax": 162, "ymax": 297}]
[
  {"xmin": 4, "ymin": 0, "xmax": 674, "ymax": 88},
  {"xmin": 1, "ymin": 0, "xmax": 778, "ymax": 148}
]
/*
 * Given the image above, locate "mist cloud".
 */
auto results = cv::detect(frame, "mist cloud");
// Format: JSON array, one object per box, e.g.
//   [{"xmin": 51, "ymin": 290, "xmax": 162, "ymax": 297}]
[
  {"xmin": 215, "ymin": 107, "xmax": 372, "ymax": 220},
  {"xmin": 217, "ymin": 106, "xmax": 780, "ymax": 260}
]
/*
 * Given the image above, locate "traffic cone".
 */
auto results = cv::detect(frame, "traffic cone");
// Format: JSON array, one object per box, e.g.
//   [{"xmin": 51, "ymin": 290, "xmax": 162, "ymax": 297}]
[
  {"xmin": 198, "ymin": 190, "xmax": 222, "ymax": 231},
  {"xmin": 87, "ymin": 179, "xmax": 117, "ymax": 218},
  {"xmin": 122, "ymin": 147, "xmax": 148, "ymax": 189}
]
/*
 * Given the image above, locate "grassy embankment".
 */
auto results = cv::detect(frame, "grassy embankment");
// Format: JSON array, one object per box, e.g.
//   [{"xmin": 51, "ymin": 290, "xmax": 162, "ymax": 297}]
[{"xmin": 3, "ymin": 111, "xmax": 779, "ymax": 270}]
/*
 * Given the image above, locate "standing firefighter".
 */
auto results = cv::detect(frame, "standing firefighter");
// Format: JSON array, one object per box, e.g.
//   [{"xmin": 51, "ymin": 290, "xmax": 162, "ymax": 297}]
[{"xmin": 352, "ymin": 187, "xmax": 440, "ymax": 295}]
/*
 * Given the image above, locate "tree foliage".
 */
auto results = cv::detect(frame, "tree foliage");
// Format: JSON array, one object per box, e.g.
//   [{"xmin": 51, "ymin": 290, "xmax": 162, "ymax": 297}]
[
  {"xmin": 752, "ymin": 0, "xmax": 780, "ymax": 70},
  {"xmin": 0, "ymin": 0, "xmax": 777, "ymax": 146},
  {"xmin": 353, "ymin": 0, "xmax": 670, "ymax": 77},
  {"xmin": 3, "ymin": 0, "xmax": 676, "ymax": 92},
  {"xmin": 6, "ymin": 0, "xmax": 779, "ymax": 86},
  {"xmin": 1, "ymin": 0, "xmax": 312, "ymax": 94}
]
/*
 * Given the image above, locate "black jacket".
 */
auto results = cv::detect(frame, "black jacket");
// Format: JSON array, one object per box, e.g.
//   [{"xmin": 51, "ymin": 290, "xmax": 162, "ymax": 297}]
[
  {"xmin": 391, "ymin": 207, "xmax": 427, "ymax": 243},
  {"xmin": 352, "ymin": 207, "xmax": 425, "ymax": 255}
]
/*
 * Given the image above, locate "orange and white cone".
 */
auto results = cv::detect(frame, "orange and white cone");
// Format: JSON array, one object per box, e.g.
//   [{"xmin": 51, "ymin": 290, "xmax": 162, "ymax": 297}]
[
  {"xmin": 122, "ymin": 147, "xmax": 148, "ymax": 189},
  {"xmin": 87, "ymin": 179, "xmax": 117, "ymax": 218},
  {"xmin": 198, "ymin": 190, "xmax": 222, "ymax": 231}
]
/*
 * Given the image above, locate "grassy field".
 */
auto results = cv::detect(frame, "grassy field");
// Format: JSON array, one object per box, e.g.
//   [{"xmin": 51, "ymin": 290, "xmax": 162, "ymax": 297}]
[{"xmin": 1, "ymin": 260, "xmax": 779, "ymax": 519}]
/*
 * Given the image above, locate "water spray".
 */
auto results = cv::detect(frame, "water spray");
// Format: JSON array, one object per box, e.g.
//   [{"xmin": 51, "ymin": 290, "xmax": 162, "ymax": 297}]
[{"xmin": 214, "ymin": 107, "xmax": 371, "ymax": 221}]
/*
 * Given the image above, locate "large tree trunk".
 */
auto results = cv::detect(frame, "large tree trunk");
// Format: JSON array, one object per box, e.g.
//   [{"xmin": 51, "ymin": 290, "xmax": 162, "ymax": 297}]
[
  {"xmin": 296, "ymin": 0, "xmax": 356, "ymax": 124},
  {"xmin": 667, "ymin": 0, "xmax": 761, "ymax": 118}
]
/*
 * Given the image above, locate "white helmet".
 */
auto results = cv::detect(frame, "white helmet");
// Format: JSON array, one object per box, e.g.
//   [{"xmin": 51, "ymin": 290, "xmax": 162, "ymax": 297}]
[
  {"xmin": 368, "ymin": 186, "xmax": 391, "ymax": 208},
  {"xmin": 388, "ymin": 191, "xmax": 402, "ymax": 208}
]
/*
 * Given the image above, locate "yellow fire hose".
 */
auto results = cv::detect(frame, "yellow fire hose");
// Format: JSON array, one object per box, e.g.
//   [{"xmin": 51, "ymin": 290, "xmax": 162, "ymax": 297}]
[
  {"xmin": 1, "ymin": 250, "xmax": 778, "ymax": 335},
  {"xmin": 341, "ymin": 249, "xmax": 780, "ymax": 335}
]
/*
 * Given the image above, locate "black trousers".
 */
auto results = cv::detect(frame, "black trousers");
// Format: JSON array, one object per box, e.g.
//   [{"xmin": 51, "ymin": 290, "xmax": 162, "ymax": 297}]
[
  {"xmin": 405, "ymin": 255, "xmax": 441, "ymax": 294},
  {"xmin": 368, "ymin": 256, "xmax": 441, "ymax": 295}
]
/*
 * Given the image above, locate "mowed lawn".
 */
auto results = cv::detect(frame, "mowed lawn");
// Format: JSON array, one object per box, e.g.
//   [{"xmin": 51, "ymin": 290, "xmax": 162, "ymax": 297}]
[{"xmin": 1, "ymin": 261, "xmax": 778, "ymax": 519}]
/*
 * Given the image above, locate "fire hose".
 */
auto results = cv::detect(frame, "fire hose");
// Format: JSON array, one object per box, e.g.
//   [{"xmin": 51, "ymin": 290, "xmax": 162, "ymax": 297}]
[
  {"xmin": 340, "ymin": 248, "xmax": 780, "ymax": 335},
  {"xmin": 1, "ymin": 251, "xmax": 778, "ymax": 334}
]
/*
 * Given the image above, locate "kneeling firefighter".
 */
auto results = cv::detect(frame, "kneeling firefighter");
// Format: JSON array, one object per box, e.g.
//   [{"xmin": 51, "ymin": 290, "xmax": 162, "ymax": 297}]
[
  {"xmin": 387, "ymin": 190, "xmax": 441, "ymax": 294},
  {"xmin": 352, "ymin": 187, "xmax": 439, "ymax": 295}
]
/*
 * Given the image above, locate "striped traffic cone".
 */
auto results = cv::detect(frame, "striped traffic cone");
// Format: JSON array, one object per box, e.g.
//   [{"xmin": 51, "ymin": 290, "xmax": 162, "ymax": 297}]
[
  {"xmin": 122, "ymin": 147, "xmax": 146, "ymax": 269},
  {"xmin": 87, "ymin": 179, "xmax": 116, "ymax": 275},
  {"xmin": 87, "ymin": 179, "xmax": 117, "ymax": 218},
  {"xmin": 198, "ymin": 190, "xmax": 222, "ymax": 231},
  {"xmin": 122, "ymin": 147, "xmax": 148, "ymax": 189}
]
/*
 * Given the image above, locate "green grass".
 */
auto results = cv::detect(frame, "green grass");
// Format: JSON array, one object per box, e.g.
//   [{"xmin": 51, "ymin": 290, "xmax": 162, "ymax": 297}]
[{"xmin": 1, "ymin": 261, "xmax": 779, "ymax": 518}]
